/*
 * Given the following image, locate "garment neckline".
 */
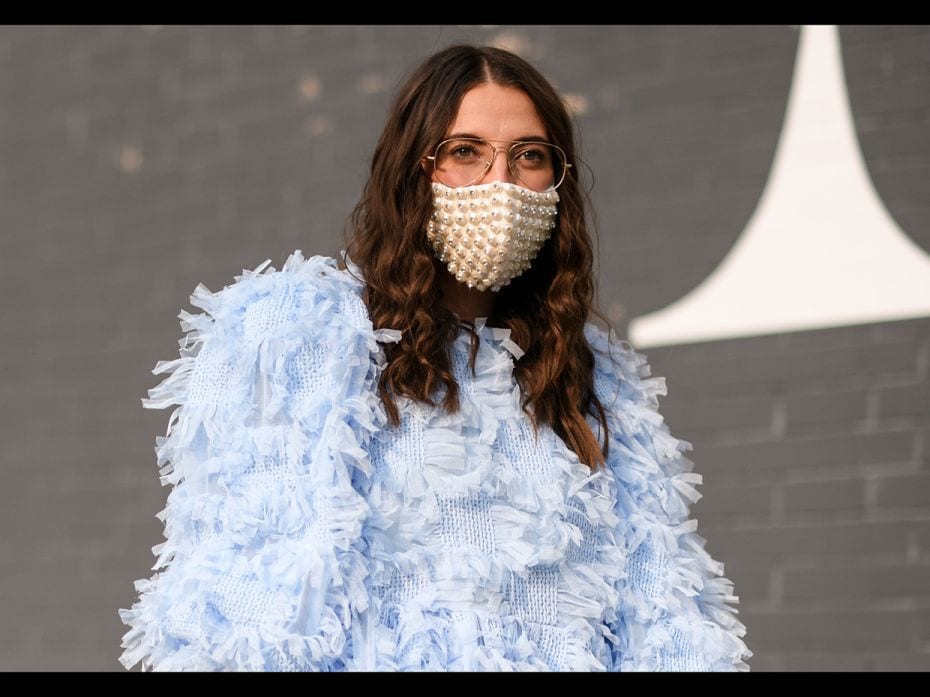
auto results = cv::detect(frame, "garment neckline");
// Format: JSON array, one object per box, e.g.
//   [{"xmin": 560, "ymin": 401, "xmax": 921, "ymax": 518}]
[
  {"xmin": 457, "ymin": 316, "xmax": 525, "ymax": 361},
  {"xmin": 457, "ymin": 315, "xmax": 504, "ymax": 332}
]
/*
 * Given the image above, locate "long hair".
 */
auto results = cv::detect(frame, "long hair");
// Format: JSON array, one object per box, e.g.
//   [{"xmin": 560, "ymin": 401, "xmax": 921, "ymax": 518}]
[{"xmin": 341, "ymin": 44, "xmax": 620, "ymax": 472}]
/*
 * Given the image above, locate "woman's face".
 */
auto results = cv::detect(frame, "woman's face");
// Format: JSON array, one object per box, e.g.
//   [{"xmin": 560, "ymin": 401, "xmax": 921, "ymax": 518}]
[{"xmin": 430, "ymin": 82, "xmax": 549, "ymax": 187}]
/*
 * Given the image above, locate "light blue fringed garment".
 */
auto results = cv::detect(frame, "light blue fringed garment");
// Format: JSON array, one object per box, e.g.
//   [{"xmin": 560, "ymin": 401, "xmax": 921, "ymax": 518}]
[{"xmin": 117, "ymin": 249, "xmax": 753, "ymax": 672}]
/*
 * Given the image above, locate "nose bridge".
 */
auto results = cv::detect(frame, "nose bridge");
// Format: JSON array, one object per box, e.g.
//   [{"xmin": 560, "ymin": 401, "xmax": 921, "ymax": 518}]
[{"xmin": 484, "ymin": 142, "xmax": 515, "ymax": 184}]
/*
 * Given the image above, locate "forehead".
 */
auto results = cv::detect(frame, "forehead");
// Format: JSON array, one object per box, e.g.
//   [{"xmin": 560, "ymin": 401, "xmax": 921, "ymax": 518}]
[{"xmin": 446, "ymin": 83, "xmax": 548, "ymax": 141}]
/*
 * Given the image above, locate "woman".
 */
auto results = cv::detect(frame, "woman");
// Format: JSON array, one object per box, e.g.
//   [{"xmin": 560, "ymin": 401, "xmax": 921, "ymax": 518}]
[{"xmin": 117, "ymin": 44, "xmax": 752, "ymax": 672}]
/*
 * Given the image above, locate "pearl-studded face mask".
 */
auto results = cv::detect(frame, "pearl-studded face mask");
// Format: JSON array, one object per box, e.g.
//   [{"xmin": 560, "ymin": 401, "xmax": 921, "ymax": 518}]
[{"xmin": 426, "ymin": 180, "xmax": 559, "ymax": 292}]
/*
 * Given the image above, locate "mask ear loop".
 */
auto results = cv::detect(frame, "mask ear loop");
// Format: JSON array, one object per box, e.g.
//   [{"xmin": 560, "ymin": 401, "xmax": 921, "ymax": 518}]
[{"xmin": 420, "ymin": 154, "xmax": 435, "ymax": 179}]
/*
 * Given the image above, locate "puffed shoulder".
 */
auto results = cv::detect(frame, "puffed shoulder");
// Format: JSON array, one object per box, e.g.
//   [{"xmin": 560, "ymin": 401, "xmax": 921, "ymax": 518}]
[
  {"xmin": 142, "ymin": 250, "xmax": 403, "ymax": 442},
  {"xmin": 180, "ymin": 250, "xmax": 380, "ymax": 340},
  {"xmin": 157, "ymin": 249, "xmax": 397, "ymax": 388}
]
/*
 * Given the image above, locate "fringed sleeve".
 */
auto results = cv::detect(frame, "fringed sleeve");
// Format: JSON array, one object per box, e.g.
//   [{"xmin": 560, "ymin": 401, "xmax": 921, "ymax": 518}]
[
  {"xmin": 117, "ymin": 251, "xmax": 401, "ymax": 671},
  {"xmin": 584, "ymin": 323, "xmax": 753, "ymax": 672}
]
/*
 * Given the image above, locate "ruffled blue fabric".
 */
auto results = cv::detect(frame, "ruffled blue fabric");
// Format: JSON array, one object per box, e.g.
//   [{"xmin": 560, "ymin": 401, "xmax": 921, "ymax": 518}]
[
  {"xmin": 584, "ymin": 325, "xmax": 752, "ymax": 671},
  {"xmin": 117, "ymin": 249, "xmax": 752, "ymax": 671}
]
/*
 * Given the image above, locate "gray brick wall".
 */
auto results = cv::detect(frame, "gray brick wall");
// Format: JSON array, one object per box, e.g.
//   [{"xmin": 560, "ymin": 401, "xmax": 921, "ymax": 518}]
[{"xmin": 1, "ymin": 25, "xmax": 928, "ymax": 671}]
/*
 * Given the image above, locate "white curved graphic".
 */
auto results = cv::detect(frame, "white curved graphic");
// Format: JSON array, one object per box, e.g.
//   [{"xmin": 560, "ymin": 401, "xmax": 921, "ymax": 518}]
[{"xmin": 628, "ymin": 25, "xmax": 930, "ymax": 349}]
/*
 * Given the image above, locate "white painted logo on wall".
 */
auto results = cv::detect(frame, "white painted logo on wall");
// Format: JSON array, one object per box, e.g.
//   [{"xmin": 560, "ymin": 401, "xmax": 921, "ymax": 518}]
[{"xmin": 628, "ymin": 25, "xmax": 930, "ymax": 349}]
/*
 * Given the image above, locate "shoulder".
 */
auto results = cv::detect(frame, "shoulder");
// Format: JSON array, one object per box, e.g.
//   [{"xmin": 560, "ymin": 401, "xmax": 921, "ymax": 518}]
[
  {"xmin": 584, "ymin": 320, "xmax": 665, "ymax": 409},
  {"xmin": 583, "ymin": 319, "xmax": 672, "ymax": 447},
  {"xmin": 189, "ymin": 250, "xmax": 374, "ymax": 344},
  {"xmin": 147, "ymin": 250, "xmax": 402, "ymax": 417},
  {"xmin": 185, "ymin": 249, "xmax": 408, "ymax": 363}
]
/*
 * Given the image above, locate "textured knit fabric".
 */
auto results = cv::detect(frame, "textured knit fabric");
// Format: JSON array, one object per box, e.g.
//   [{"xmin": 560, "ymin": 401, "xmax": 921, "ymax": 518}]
[{"xmin": 117, "ymin": 249, "xmax": 753, "ymax": 672}]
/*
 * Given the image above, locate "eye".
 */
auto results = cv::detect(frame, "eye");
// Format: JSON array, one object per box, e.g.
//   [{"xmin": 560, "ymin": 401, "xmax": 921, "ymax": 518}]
[
  {"xmin": 451, "ymin": 145, "xmax": 480, "ymax": 158},
  {"xmin": 439, "ymin": 139, "xmax": 485, "ymax": 162},
  {"xmin": 512, "ymin": 144, "xmax": 551, "ymax": 167}
]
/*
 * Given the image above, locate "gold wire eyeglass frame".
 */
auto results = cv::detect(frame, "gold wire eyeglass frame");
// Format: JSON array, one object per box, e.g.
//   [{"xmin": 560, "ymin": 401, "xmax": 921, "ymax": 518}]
[{"xmin": 424, "ymin": 137, "xmax": 573, "ymax": 192}]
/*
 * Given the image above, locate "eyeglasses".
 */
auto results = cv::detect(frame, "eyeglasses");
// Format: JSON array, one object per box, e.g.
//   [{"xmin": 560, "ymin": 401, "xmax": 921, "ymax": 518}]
[{"xmin": 425, "ymin": 137, "xmax": 572, "ymax": 192}]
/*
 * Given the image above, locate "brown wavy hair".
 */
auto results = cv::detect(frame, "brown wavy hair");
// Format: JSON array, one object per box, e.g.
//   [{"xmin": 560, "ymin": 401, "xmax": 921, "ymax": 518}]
[{"xmin": 339, "ymin": 44, "xmax": 621, "ymax": 472}]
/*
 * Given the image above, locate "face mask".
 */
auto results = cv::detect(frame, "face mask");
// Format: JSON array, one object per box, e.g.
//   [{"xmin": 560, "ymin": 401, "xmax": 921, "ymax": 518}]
[{"xmin": 426, "ymin": 180, "xmax": 559, "ymax": 293}]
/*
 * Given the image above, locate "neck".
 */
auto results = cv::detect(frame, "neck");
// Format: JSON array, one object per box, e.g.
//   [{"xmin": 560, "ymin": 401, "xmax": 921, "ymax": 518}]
[{"xmin": 439, "ymin": 268, "xmax": 496, "ymax": 324}]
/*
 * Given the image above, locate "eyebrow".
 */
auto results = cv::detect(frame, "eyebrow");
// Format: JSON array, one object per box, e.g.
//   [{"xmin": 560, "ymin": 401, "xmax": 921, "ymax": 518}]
[{"xmin": 445, "ymin": 131, "xmax": 551, "ymax": 143}]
